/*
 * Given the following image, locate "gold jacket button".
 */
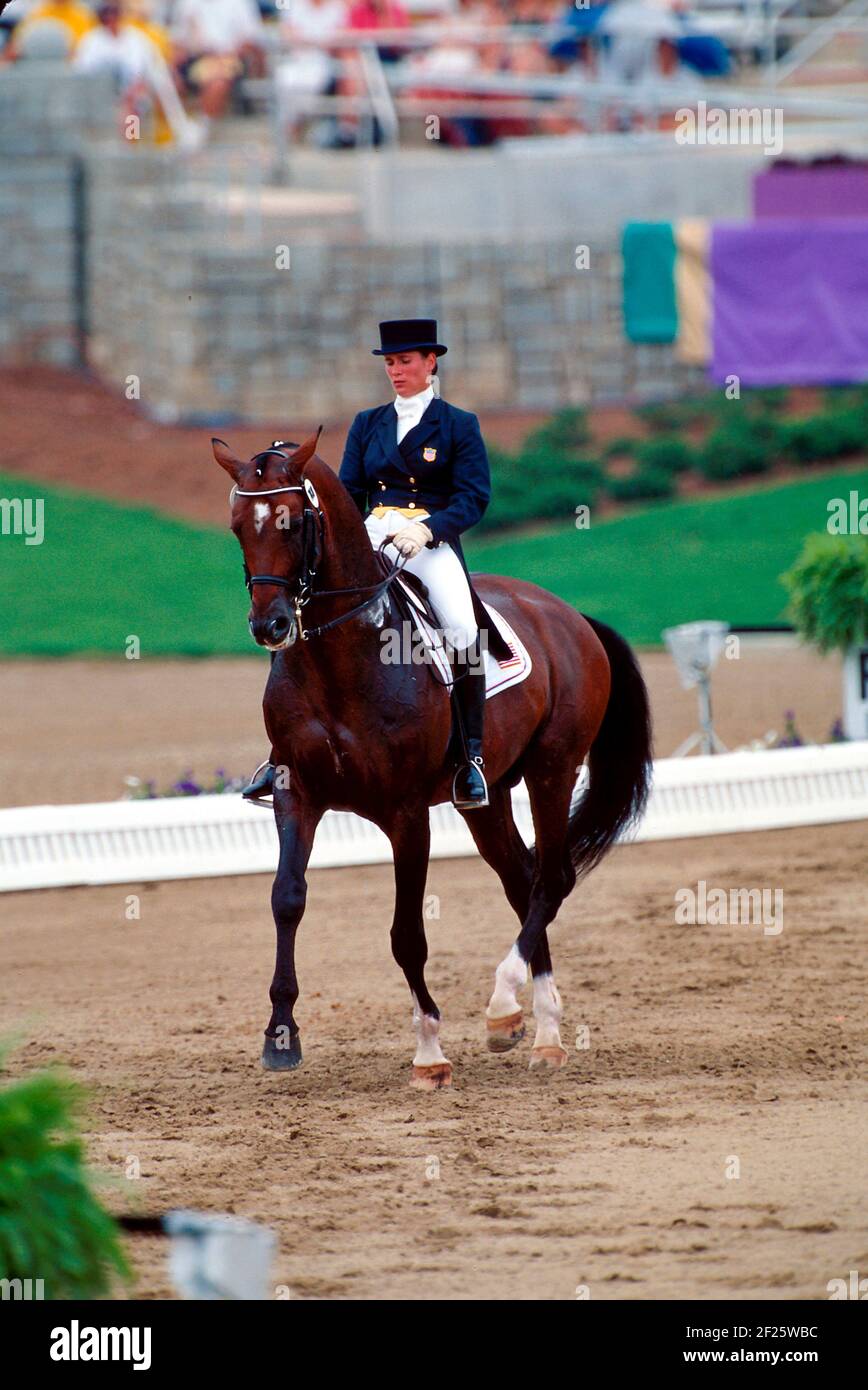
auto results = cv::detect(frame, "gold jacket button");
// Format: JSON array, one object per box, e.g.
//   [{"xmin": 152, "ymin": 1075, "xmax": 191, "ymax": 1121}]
[
  {"xmin": 408, "ymin": 502, "xmax": 415, "ymax": 509},
  {"xmin": 409, "ymin": 477, "xmax": 415, "ymax": 484}
]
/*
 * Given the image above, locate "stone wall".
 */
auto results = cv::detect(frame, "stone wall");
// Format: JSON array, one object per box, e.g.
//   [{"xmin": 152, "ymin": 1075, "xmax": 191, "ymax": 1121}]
[
  {"xmin": 0, "ymin": 67, "xmax": 113, "ymax": 368},
  {"xmin": 1, "ymin": 67, "xmax": 710, "ymax": 417},
  {"xmin": 84, "ymin": 160, "xmax": 705, "ymax": 421}
]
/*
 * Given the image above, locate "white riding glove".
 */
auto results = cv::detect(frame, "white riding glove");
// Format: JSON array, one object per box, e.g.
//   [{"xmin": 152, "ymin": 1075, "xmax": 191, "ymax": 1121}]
[{"xmin": 390, "ymin": 520, "xmax": 433, "ymax": 559}]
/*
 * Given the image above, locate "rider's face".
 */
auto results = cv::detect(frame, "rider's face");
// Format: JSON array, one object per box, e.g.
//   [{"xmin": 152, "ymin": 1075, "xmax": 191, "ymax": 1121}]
[{"xmin": 384, "ymin": 351, "xmax": 436, "ymax": 398}]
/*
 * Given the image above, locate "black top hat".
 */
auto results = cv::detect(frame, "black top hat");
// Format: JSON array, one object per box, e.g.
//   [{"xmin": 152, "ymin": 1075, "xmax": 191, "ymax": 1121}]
[{"xmin": 372, "ymin": 319, "xmax": 447, "ymax": 357}]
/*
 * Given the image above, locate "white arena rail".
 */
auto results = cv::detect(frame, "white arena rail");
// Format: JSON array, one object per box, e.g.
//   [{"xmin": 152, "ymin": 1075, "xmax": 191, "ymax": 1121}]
[{"xmin": 1, "ymin": 742, "xmax": 867, "ymax": 894}]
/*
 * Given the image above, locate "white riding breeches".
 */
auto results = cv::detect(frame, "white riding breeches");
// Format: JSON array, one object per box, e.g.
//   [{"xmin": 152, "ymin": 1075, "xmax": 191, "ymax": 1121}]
[{"xmin": 364, "ymin": 508, "xmax": 478, "ymax": 652}]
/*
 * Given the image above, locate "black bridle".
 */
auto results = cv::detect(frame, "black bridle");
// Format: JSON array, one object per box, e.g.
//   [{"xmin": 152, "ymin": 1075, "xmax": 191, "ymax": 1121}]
[{"xmin": 236, "ymin": 447, "xmax": 409, "ymax": 642}]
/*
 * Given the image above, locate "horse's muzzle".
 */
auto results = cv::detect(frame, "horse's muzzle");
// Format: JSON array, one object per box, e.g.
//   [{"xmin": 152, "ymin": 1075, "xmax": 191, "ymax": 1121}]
[{"xmin": 250, "ymin": 609, "xmax": 297, "ymax": 650}]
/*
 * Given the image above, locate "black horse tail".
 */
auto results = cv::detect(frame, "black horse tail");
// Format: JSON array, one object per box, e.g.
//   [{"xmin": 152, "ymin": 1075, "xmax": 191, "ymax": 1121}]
[{"xmin": 567, "ymin": 616, "xmax": 653, "ymax": 882}]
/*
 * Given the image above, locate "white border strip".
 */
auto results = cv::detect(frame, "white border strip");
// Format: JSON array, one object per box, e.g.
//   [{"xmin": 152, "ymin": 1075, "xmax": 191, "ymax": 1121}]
[{"xmin": 1, "ymin": 742, "xmax": 867, "ymax": 893}]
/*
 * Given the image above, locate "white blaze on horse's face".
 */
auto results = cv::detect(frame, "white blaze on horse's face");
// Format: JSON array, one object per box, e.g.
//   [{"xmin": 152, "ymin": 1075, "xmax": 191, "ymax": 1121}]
[{"xmin": 254, "ymin": 501, "xmax": 271, "ymax": 534}]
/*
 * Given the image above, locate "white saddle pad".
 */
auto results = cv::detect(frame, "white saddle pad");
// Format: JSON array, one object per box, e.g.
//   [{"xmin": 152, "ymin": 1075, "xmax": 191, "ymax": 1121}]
[{"xmin": 395, "ymin": 575, "xmax": 532, "ymax": 698}]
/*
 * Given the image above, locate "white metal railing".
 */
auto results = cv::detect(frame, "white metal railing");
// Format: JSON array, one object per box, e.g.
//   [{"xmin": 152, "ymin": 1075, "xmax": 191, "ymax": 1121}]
[
  {"xmin": 242, "ymin": 13, "xmax": 868, "ymax": 153},
  {"xmin": 1, "ymin": 742, "xmax": 866, "ymax": 893},
  {"xmin": 764, "ymin": 0, "xmax": 868, "ymax": 83}
]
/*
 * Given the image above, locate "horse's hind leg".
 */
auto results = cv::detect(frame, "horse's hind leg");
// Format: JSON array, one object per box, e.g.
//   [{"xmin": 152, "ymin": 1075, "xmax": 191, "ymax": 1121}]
[
  {"xmin": 387, "ymin": 807, "xmax": 451, "ymax": 1092},
  {"xmin": 463, "ymin": 765, "xmax": 577, "ymax": 1067},
  {"xmin": 459, "ymin": 782, "xmax": 539, "ymax": 1053},
  {"xmin": 527, "ymin": 932, "xmax": 568, "ymax": 1071},
  {"xmin": 518, "ymin": 758, "xmax": 580, "ymax": 1069}
]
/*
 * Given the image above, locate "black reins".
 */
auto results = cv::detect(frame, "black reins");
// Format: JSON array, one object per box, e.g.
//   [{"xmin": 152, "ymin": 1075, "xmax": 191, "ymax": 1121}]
[{"xmin": 237, "ymin": 447, "xmax": 409, "ymax": 642}]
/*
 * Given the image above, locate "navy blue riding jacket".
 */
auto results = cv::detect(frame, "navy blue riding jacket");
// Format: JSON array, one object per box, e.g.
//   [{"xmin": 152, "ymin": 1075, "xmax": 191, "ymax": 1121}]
[{"xmin": 338, "ymin": 395, "xmax": 491, "ymax": 551}]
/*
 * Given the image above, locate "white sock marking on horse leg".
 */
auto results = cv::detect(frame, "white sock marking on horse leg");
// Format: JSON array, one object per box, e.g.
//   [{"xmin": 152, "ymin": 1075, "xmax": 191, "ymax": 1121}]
[
  {"xmin": 486, "ymin": 943, "xmax": 528, "ymax": 1020},
  {"xmin": 411, "ymin": 993, "xmax": 448, "ymax": 1066},
  {"xmin": 532, "ymin": 972, "xmax": 563, "ymax": 1051}
]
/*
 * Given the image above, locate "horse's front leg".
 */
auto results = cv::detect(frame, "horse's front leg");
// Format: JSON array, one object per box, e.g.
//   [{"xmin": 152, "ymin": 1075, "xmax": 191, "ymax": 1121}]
[
  {"xmin": 387, "ymin": 807, "xmax": 451, "ymax": 1092},
  {"xmin": 262, "ymin": 786, "xmax": 322, "ymax": 1072}
]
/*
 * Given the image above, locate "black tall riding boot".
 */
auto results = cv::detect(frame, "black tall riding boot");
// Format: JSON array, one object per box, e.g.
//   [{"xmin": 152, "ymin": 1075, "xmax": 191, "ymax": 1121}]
[{"xmin": 451, "ymin": 637, "xmax": 489, "ymax": 810}]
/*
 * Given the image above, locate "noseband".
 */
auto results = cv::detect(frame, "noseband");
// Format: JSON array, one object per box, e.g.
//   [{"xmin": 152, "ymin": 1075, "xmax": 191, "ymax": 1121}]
[{"xmin": 233, "ymin": 448, "xmax": 407, "ymax": 642}]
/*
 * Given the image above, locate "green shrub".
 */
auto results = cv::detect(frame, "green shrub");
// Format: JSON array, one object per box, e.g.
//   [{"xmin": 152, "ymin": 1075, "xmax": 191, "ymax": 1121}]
[
  {"xmin": 635, "ymin": 436, "xmax": 696, "ymax": 474},
  {"xmin": 486, "ymin": 445, "xmax": 520, "ymax": 477},
  {"xmin": 633, "ymin": 401, "xmax": 688, "ymax": 434},
  {"xmin": 521, "ymin": 407, "xmax": 591, "ymax": 457},
  {"xmin": 602, "ymin": 436, "xmax": 639, "ymax": 459},
  {"xmin": 742, "ymin": 387, "xmax": 791, "ymax": 415},
  {"xmin": 699, "ymin": 422, "xmax": 778, "ymax": 480},
  {"xmin": 781, "ymin": 533, "xmax": 868, "ymax": 653},
  {"xmin": 481, "ymin": 450, "xmax": 602, "ymax": 531},
  {"xmin": 478, "ymin": 462, "xmax": 526, "ymax": 532},
  {"xmin": 782, "ymin": 409, "xmax": 865, "ymax": 464},
  {"xmin": 0, "ymin": 1048, "xmax": 131, "ymax": 1299},
  {"xmin": 606, "ymin": 468, "xmax": 676, "ymax": 502},
  {"xmin": 634, "ymin": 397, "xmax": 717, "ymax": 433},
  {"xmin": 823, "ymin": 383, "xmax": 868, "ymax": 412}
]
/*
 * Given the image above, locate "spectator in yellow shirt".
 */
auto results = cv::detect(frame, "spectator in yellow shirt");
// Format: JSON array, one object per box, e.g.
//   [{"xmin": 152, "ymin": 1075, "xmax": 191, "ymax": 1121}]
[
  {"xmin": 122, "ymin": 0, "xmax": 171, "ymax": 65},
  {"xmin": 9, "ymin": 0, "xmax": 97, "ymax": 57}
]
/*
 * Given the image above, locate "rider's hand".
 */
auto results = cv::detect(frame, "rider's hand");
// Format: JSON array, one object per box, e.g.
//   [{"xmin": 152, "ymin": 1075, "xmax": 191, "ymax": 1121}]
[{"xmin": 390, "ymin": 521, "xmax": 433, "ymax": 559}]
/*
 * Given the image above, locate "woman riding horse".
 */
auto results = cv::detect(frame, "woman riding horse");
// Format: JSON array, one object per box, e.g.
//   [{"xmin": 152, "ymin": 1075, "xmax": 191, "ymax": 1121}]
[{"xmin": 243, "ymin": 318, "xmax": 492, "ymax": 811}]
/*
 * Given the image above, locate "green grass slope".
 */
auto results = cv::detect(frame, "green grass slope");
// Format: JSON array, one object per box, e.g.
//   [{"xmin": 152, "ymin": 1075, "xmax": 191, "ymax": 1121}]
[
  {"xmin": 0, "ymin": 473, "xmax": 258, "ymax": 657},
  {"xmin": 467, "ymin": 468, "xmax": 868, "ymax": 647},
  {"xmin": 0, "ymin": 467, "xmax": 863, "ymax": 654}
]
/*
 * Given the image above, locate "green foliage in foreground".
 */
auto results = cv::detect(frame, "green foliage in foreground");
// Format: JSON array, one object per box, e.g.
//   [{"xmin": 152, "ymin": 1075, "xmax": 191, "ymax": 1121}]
[{"xmin": 0, "ymin": 1046, "xmax": 130, "ymax": 1299}]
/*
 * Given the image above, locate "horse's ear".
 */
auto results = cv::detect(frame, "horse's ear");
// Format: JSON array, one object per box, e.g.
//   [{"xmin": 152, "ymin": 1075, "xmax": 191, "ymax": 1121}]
[
  {"xmin": 212, "ymin": 438, "xmax": 244, "ymax": 482},
  {"xmin": 289, "ymin": 426, "xmax": 323, "ymax": 470}
]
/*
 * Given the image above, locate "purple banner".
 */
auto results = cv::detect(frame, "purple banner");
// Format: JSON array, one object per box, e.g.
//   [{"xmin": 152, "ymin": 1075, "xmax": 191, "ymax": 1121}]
[
  {"xmin": 754, "ymin": 166, "xmax": 868, "ymax": 219},
  {"xmin": 710, "ymin": 221, "xmax": 868, "ymax": 386}
]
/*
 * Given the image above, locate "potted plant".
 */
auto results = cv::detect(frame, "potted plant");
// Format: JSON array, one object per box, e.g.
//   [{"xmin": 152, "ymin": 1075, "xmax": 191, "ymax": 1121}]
[
  {"xmin": 782, "ymin": 534, "xmax": 868, "ymax": 740},
  {"xmin": 0, "ymin": 1044, "xmax": 130, "ymax": 1299}
]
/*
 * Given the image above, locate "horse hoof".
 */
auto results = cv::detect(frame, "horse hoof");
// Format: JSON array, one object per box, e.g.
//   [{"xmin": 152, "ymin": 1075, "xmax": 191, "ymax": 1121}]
[
  {"xmin": 261, "ymin": 1032, "xmax": 302, "ymax": 1071},
  {"xmin": 486, "ymin": 1010, "xmax": 525, "ymax": 1053},
  {"xmin": 529, "ymin": 1045, "xmax": 568, "ymax": 1071},
  {"xmin": 410, "ymin": 1061, "xmax": 453, "ymax": 1091}
]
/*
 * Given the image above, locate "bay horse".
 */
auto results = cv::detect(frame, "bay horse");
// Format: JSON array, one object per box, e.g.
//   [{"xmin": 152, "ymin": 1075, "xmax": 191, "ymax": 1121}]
[{"xmin": 214, "ymin": 430, "xmax": 652, "ymax": 1090}]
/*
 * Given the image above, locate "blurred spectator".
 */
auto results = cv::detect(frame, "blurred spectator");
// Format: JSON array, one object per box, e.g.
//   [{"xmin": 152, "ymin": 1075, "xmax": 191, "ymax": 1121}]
[
  {"xmin": 405, "ymin": 0, "xmax": 503, "ymax": 147},
  {"xmin": 1, "ymin": 1, "xmax": 39, "ymax": 42},
  {"xmin": 7, "ymin": 0, "xmax": 96, "ymax": 57},
  {"xmin": 172, "ymin": 0, "xmax": 266, "ymax": 119},
  {"xmin": 122, "ymin": 0, "xmax": 171, "ymax": 62},
  {"xmin": 508, "ymin": 0, "xmax": 554, "ymax": 24},
  {"xmin": 73, "ymin": 1, "xmax": 154, "ymax": 84},
  {"xmin": 548, "ymin": 0, "xmax": 608, "ymax": 68},
  {"xmin": 347, "ymin": 0, "xmax": 408, "ymax": 59},
  {"xmin": 596, "ymin": 0, "xmax": 702, "ymax": 130},
  {"xmin": 325, "ymin": 0, "xmax": 408, "ymax": 146},
  {"xmin": 121, "ymin": 0, "xmax": 177, "ymax": 143},
  {"xmin": 275, "ymin": 0, "xmax": 348, "ymax": 142}
]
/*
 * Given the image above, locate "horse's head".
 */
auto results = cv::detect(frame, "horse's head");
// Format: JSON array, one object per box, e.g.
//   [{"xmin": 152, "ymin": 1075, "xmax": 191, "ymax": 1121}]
[{"xmin": 213, "ymin": 429, "xmax": 323, "ymax": 651}]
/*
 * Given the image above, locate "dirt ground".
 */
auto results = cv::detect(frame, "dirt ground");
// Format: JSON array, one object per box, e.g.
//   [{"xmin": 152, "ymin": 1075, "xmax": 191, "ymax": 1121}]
[
  {"xmin": 0, "ymin": 364, "xmax": 861, "ymax": 1302},
  {"xmin": 0, "ymin": 642, "xmax": 841, "ymax": 808},
  {"xmin": 1, "ymin": 820, "xmax": 865, "ymax": 1301}
]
